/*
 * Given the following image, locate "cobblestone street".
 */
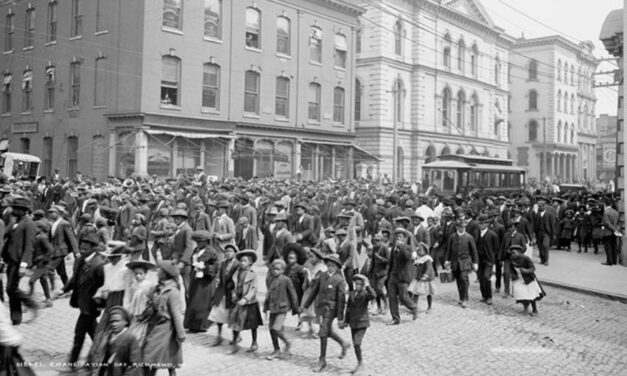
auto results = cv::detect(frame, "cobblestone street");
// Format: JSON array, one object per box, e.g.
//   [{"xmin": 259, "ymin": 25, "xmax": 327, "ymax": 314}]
[{"xmin": 17, "ymin": 263, "xmax": 627, "ymax": 376}]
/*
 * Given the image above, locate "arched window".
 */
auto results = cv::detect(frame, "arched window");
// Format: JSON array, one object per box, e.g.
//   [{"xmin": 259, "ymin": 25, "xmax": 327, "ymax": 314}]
[
  {"xmin": 355, "ymin": 79, "xmax": 362, "ymax": 121},
  {"xmin": 528, "ymin": 89, "xmax": 538, "ymax": 110},
  {"xmin": 44, "ymin": 65, "xmax": 55, "ymax": 110},
  {"xmin": 245, "ymin": 7, "xmax": 261, "ymax": 49},
  {"xmin": 163, "ymin": 0, "xmax": 183, "ymax": 31},
  {"xmin": 334, "ymin": 33, "xmax": 347, "ymax": 68},
  {"xmin": 275, "ymin": 76, "xmax": 289, "ymax": 117},
  {"xmin": 570, "ymin": 66, "xmax": 575, "ymax": 85},
  {"xmin": 425, "ymin": 144, "xmax": 436, "ymax": 163},
  {"xmin": 397, "ymin": 146, "xmax": 404, "ymax": 181},
  {"xmin": 564, "ymin": 92, "xmax": 568, "ymax": 114},
  {"xmin": 69, "ymin": 60, "xmax": 81, "ymax": 107},
  {"xmin": 457, "ymin": 38, "xmax": 465, "ymax": 72},
  {"xmin": 308, "ymin": 82, "xmax": 321, "ymax": 121},
  {"xmin": 202, "ymin": 63, "xmax": 220, "ymax": 110},
  {"xmin": 243, "ymin": 70, "xmax": 260, "ymax": 114},
  {"xmin": 469, "ymin": 93, "xmax": 479, "ymax": 132},
  {"xmin": 528, "ymin": 59, "xmax": 538, "ymax": 80},
  {"xmin": 356, "ymin": 27, "xmax": 362, "ymax": 54},
  {"xmin": 456, "ymin": 90, "xmax": 465, "ymax": 129},
  {"xmin": 557, "ymin": 90, "xmax": 561, "ymax": 112},
  {"xmin": 457, "ymin": 146, "xmax": 466, "ymax": 155},
  {"xmin": 570, "ymin": 124, "xmax": 575, "ymax": 144},
  {"xmin": 528, "ymin": 120, "xmax": 538, "ymax": 141},
  {"xmin": 442, "ymin": 87, "xmax": 451, "ymax": 127},
  {"xmin": 584, "ymin": 104, "xmax": 588, "ymax": 128},
  {"xmin": 394, "ymin": 20, "xmax": 402, "ymax": 56},
  {"xmin": 557, "ymin": 59, "xmax": 562, "ymax": 81},
  {"xmin": 563, "ymin": 62, "xmax": 568, "ymax": 83},
  {"xmin": 470, "ymin": 44, "xmax": 478, "ymax": 76},
  {"xmin": 22, "ymin": 69, "xmax": 32, "ymax": 113},
  {"xmin": 578, "ymin": 67, "xmax": 582, "ymax": 89},
  {"xmin": 557, "ymin": 121, "xmax": 562, "ymax": 143},
  {"xmin": 495, "ymin": 55, "xmax": 501, "ymax": 85},
  {"xmin": 393, "ymin": 79, "xmax": 404, "ymax": 122},
  {"xmin": 204, "ymin": 0, "xmax": 222, "ymax": 40},
  {"xmin": 2, "ymin": 73, "xmax": 11, "ymax": 114},
  {"xmin": 333, "ymin": 86, "xmax": 345, "ymax": 124},
  {"xmin": 276, "ymin": 16, "xmax": 290, "ymax": 55},
  {"xmin": 441, "ymin": 145, "xmax": 451, "ymax": 155},
  {"xmin": 443, "ymin": 33, "xmax": 451, "ymax": 68},
  {"xmin": 570, "ymin": 94, "xmax": 575, "ymax": 114},
  {"xmin": 309, "ymin": 26, "xmax": 322, "ymax": 63}
]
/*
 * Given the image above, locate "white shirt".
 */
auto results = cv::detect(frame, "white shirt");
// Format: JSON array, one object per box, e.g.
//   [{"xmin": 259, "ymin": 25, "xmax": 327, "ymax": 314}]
[
  {"xmin": 415, "ymin": 205, "xmax": 435, "ymax": 228},
  {"xmin": 480, "ymin": 228, "xmax": 488, "ymax": 237},
  {"xmin": 51, "ymin": 217, "xmax": 63, "ymax": 237}
]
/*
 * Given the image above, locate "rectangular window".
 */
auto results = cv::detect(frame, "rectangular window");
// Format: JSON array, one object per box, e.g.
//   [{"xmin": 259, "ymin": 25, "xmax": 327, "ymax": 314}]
[
  {"xmin": 245, "ymin": 8, "xmax": 261, "ymax": 49},
  {"xmin": 333, "ymin": 87, "xmax": 345, "ymax": 124},
  {"xmin": 69, "ymin": 62, "xmax": 80, "ymax": 107},
  {"xmin": 334, "ymin": 34, "xmax": 347, "ymax": 69},
  {"xmin": 276, "ymin": 17, "xmax": 290, "ymax": 55},
  {"xmin": 204, "ymin": 0, "xmax": 221, "ymax": 40},
  {"xmin": 163, "ymin": 0, "xmax": 183, "ymax": 30},
  {"xmin": 244, "ymin": 71, "xmax": 259, "ymax": 114},
  {"xmin": 20, "ymin": 138, "xmax": 30, "ymax": 154},
  {"xmin": 2, "ymin": 75, "xmax": 12, "ymax": 114},
  {"xmin": 67, "ymin": 136, "xmax": 79, "ymax": 178},
  {"xmin": 94, "ymin": 58, "xmax": 106, "ymax": 107},
  {"xmin": 24, "ymin": 8, "xmax": 35, "ymax": 48},
  {"xmin": 308, "ymin": 83, "xmax": 320, "ymax": 121},
  {"xmin": 43, "ymin": 137, "xmax": 53, "ymax": 178},
  {"xmin": 71, "ymin": 0, "xmax": 82, "ymax": 37},
  {"xmin": 96, "ymin": 0, "xmax": 109, "ymax": 32},
  {"xmin": 5, "ymin": 14, "xmax": 14, "ymax": 51},
  {"xmin": 356, "ymin": 29, "xmax": 361, "ymax": 54},
  {"xmin": 47, "ymin": 1, "xmax": 57, "ymax": 42},
  {"xmin": 310, "ymin": 27, "xmax": 322, "ymax": 63},
  {"xmin": 275, "ymin": 77, "xmax": 289, "ymax": 118},
  {"xmin": 161, "ymin": 57, "xmax": 180, "ymax": 106},
  {"xmin": 202, "ymin": 64, "xmax": 219, "ymax": 110},
  {"xmin": 22, "ymin": 70, "xmax": 32, "ymax": 113},
  {"xmin": 45, "ymin": 66, "xmax": 55, "ymax": 110}
]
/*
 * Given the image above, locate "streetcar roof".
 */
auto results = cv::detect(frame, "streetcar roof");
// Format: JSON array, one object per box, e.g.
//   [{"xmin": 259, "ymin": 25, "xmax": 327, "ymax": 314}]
[
  {"xmin": 423, "ymin": 160, "xmax": 471, "ymax": 169},
  {"xmin": 423, "ymin": 160, "xmax": 525, "ymax": 172},
  {"xmin": 470, "ymin": 164, "xmax": 526, "ymax": 172}
]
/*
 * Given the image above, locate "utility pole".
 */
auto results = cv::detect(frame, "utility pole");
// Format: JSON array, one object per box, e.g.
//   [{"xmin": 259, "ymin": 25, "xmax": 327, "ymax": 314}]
[
  {"xmin": 392, "ymin": 78, "xmax": 399, "ymax": 184},
  {"xmin": 542, "ymin": 117, "xmax": 547, "ymax": 183}
]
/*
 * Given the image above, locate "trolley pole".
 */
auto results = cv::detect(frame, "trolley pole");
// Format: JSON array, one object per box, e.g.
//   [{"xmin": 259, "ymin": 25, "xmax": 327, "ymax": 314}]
[
  {"xmin": 392, "ymin": 78, "xmax": 399, "ymax": 184},
  {"xmin": 542, "ymin": 117, "xmax": 547, "ymax": 183}
]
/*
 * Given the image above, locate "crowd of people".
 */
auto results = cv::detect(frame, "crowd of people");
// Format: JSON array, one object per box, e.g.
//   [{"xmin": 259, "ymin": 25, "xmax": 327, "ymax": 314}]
[{"xmin": 0, "ymin": 167, "xmax": 622, "ymax": 375}]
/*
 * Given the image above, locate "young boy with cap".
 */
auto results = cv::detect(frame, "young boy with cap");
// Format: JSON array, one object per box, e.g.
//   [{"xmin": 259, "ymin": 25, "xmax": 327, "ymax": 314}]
[
  {"xmin": 300, "ymin": 254, "xmax": 350, "ymax": 373},
  {"xmin": 339, "ymin": 274, "xmax": 376, "ymax": 375}
]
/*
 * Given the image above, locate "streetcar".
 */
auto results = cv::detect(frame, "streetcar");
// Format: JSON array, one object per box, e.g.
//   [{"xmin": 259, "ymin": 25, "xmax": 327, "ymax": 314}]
[{"xmin": 422, "ymin": 154, "xmax": 526, "ymax": 196}]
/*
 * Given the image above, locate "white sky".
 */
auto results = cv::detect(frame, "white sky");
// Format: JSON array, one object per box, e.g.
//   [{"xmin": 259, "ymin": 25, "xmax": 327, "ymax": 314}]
[{"xmin": 479, "ymin": 0, "xmax": 622, "ymax": 116}]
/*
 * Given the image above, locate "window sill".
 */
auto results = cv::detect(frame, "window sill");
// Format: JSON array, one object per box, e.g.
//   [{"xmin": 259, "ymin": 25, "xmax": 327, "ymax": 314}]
[
  {"xmin": 334, "ymin": 66, "xmax": 347, "ymax": 72},
  {"xmin": 43, "ymin": 109, "xmax": 54, "ymax": 114},
  {"xmin": 3, "ymin": 50, "xmax": 14, "ymax": 55},
  {"xmin": 243, "ymin": 113, "xmax": 260, "ymax": 119},
  {"xmin": 276, "ymin": 53, "xmax": 291, "ymax": 59},
  {"xmin": 1, "ymin": 113, "xmax": 10, "ymax": 117},
  {"xmin": 275, "ymin": 117, "xmax": 289, "ymax": 122},
  {"xmin": 310, "ymin": 61, "xmax": 322, "ymax": 67},
  {"xmin": 333, "ymin": 122, "xmax": 345, "ymax": 127},
  {"xmin": 22, "ymin": 46, "xmax": 33, "ymax": 51},
  {"xmin": 160, "ymin": 104, "xmax": 181, "ymax": 110},
  {"xmin": 45, "ymin": 41, "xmax": 57, "ymax": 47},
  {"xmin": 245, "ymin": 46, "xmax": 261, "ymax": 53},
  {"xmin": 67, "ymin": 107, "xmax": 80, "ymax": 112},
  {"xmin": 95, "ymin": 30, "xmax": 109, "ymax": 36},
  {"xmin": 203, "ymin": 36, "xmax": 222, "ymax": 44},
  {"xmin": 526, "ymin": 109, "xmax": 539, "ymax": 113},
  {"xmin": 201, "ymin": 108, "xmax": 220, "ymax": 114},
  {"xmin": 162, "ymin": 27, "xmax": 183, "ymax": 36},
  {"xmin": 307, "ymin": 120, "xmax": 321, "ymax": 125},
  {"xmin": 21, "ymin": 112, "xmax": 32, "ymax": 116},
  {"xmin": 93, "ymin": 105, "xmax": 106, "ymax": 110},
  {"xmin": 69, "ymin": 35, "xmax": 82, "ymax": 41}
]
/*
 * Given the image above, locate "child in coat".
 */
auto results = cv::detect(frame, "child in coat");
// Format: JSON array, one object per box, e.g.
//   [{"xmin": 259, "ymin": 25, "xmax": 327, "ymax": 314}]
[
  {"xmin": 284, "ymin": 246, "xmax": 307, "ymax": 330},
  {"xmin": 29, "ymin": 220, "xmax": 54, "ymax": 306},
  {"xmin": 340, "ymin": 274, "xmax": 376, "ymax": 375},
  {"xmin": 229, "ymin": 250, "xmax": 263, "ymax": 354},
  {"xmin": 408, "ymin": 242, "xmax": 436, "ymax": 313},
  {"xmin": 263, "ymin": 259, "xmax": 299, "ymax": 360},
  {"xmin": 96, "ymin": 306, "xmax": 142, "ymax": 376}
]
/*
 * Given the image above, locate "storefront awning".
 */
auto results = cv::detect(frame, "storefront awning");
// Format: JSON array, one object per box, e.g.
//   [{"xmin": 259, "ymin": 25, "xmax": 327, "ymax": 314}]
[
  {"xmin": 301, "ymin": 139, "xmax": 381, "ymax": 162},
  {"xmin": 352, "ymin": 144, "xmax": 381, "ymax": 162},
  {"xmin": 144, "ymin": 129, "xmax": 232, "ymax": 139}
]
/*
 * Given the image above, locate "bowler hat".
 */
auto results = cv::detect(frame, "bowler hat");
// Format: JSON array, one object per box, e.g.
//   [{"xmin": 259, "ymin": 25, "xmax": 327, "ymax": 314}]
[
  {"xmin": 236, "ymin": 249, "xmax": 258, "ymax": 264},
  {"xmin": 309, "ymin": 247, "xmax": 325, "ymax": 260},
  {"xmin": 171, "ymin": 208, "xmax": 188, "ymax": 218},
  {"xmin": 274, "ymin": 212, "xmax": 289, "ymax": 222},
  {"xmin": 324, "ymin": 254, "xmax": 343, "ymax": 269},
  {"xmin": 508, "ymin": 244, "xmax": 524, "ymax": 252},
  {"xmin": 158, "ymin": 260, "xmax": 180, "ymax": 279},
  {"xmin": 343, "ymin": 199, "xmax": 356, "ymax": 207},
  {"xmin": 126, "ymin": 260, "xmax": 155, "ymax": 271},
  {"xmin": 79, "ymin": 232, "xmax": 100, "ymax": 246},
  {"xmin": 294, "ymin": 201, "xmax": 308, "ymax": 210},
  {"xmin": 9, "ymin": 196, "xmax": 31, "ymax": 210},
  {"xmin": 192, "ymin": 230, "xmax": 212, "ymax": 242},
  {"xmin": 477, "ymin": 214, "xmax": 489, "ymax": 223},
  {"xmin": 394, "ymin": 227, "xmax": 411, "ymax": 237},
  {"xmin": 411, "ymin": 213, "xmax": 424, "ymax": 221},
  {"xmin": 224, "ymin": 244, "xmax": 239, "ymax": 253},
  {"xmin": 394, "ymin": 216, "xmax": 410, "ymax": 223},
  {"xmin": 335, "ymin": 228, "xmax": 348, "ymax": 237},
  {"xmin": 353, "ymin": 274, "xmax": 368, "ymax": 283},
  {"xmin": 217, "ymin": 200, "xmax": 230, "ymax": 209}
]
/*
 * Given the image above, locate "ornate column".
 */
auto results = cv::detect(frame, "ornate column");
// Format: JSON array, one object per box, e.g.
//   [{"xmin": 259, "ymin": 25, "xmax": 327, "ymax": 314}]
[
  {"xmin": 108, "ymin": 132, "xmax": 116, "ymax": 177},
  {"xmin": 331, "ymin": 146, "xmax": 336, "ymax": 178},
  {"xmin": 226, "ymin": 137, "xmax": 235, "ymax": 177},
  {"xmin": 293, "ymin": 139, "xmax": 301, "ymax": 178},
  {"xmin": 134, "ymin": 129, "xmax": 148, "ymax": 176}
]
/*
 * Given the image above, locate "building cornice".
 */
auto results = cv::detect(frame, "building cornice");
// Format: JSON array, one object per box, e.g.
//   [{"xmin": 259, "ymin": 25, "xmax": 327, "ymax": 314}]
[
  {"xmin": 318, "ymin": 0, "xmax": 366, "ymax": 17},
  {"xmin": 237, "ymin": 121, "xmax": 356, "ymax": 139},
  {"xmin": 513, "ymin": 36, "xmax": 598, "ymax": 66}
]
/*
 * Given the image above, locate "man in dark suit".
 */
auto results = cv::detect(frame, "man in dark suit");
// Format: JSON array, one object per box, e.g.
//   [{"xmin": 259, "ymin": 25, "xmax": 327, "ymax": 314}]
[
  {"xmin": 57, "ymin": 232, "xmax": 104, "ymax": 366},
  {"xmin": 602, "ymin": 198, "xmax": 620, "ymax": 265},
  {"xmin": 293, "ymin": 202, "xmax": 315, "ymax": 247},
  {"xmin": 2, "ymin": 197, "xmax": 39, "ymax": 325},
  {"xmin": 499, "ymin": 218, "xmax": 527, "ymax": 297},
  {"xmin": 48, "ymin": 205, "xmax": 78, "ymax": 290},
  {"xmin": 171, "ymin": 208, "xmax": 194, "ymax": 299},
  {"xmin": 411, "ymin": 214, "xmax": 430, "ymax": 248},
  {"xmin": 445, "ymin": 217, "xmax": 479, "ymax": 308},
  {"xmin": 535, "ymin": 198, "xmax": 557, "ymax": 266},
  {"xmin": 476, "ymin": 215, "xmax": 499, "ymax": 305},
  {"xmin": 386, "ymin": 228, "xmax": 418, "ymax": 325}
]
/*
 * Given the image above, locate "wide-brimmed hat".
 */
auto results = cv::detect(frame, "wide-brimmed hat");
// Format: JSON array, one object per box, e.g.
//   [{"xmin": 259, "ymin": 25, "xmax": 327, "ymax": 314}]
[
  {"xmin": 158, "ymin": 260, "xmax": 180, "ymax": 279},
  {"xmin": 410, "ymin": 213, "xmax": 424, "ymax": 221},
  {"xmin": 224, "ymin": 244, "xmax": 239, "ymax": 253},
  {"xmin": 343, "ymin": 199, "xmax": 356, "ymax": 207},
  {"xmin": 274, "ymin": 212, "xmax": 289, "ymax": 222},
  {"xmin": 477, "ymin": 214, "xmax": 490, "ymax": 223},
  {"xmin": 394, "ymin": 216, "xmax": 410, "ymax": 223},
  {"xmin": 337, "ymin": 211, "xmax": 354, "ymax": 219},
  {"xmin": 335, "ymin": 228, "xmax": 348, "ymax": 237},
  {"xmin": 353, "ymin": 273, "xmax": 368, "ymax": 283},
  {"xmin": 324, "ymin": 226, "xmax": 336, "ymax": 234},
  {"xmin": 192, "ymin": 230, "xmax": 212, "ymax": 242},
  {"xmin": 324, "ymin": 254, "xmax": 343, "ymax": 268},
  {"xmin": 282, "ymin": 243, "xmax": 307, "ymax": 265},
  {"xmin": 309, "ymin": 247, "xmax": 325, "ymax": 260},
  {"xmin": 217, "ymin": 200, "xmax": 231, "ymax": 209},
  {"xmin": 134, "ymin": 213, "xmax": 145, "ymax": 225},
  {"xmin": 508, "ymin": 244, "xmax": 524, "ymax": 252},
  {"xmin": 394, "ymin": 227, "xmax": 411, "ymax": 238},
  {"xmin": 79, "ymin": 232, "xmax": 100, "ymax": 246},
  {"xmin": 294, "ymin": 201, "xmax": 308, "ymax": 210},
  {"xmin": 236, "ymin": 249, "xmax": 258, "ymax": 264},
  {"xmin": 9, "ymin": 197, "xmax": 31, "ymax": 210},
  {"xmin": 171, "ymin": 208, "xmax": 188, "ymax": 218},
  {"xmin": 126, "ymin": 260, "xmax": 155, "ymax": 271}
]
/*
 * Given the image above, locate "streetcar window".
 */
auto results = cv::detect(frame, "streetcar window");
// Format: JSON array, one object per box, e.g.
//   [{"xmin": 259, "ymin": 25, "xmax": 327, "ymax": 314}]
[
  {"xmin": 460, "ymin": 171, "xmax": 468, "ymax": 188},
  {"xmin": 443, "ymin": 170, "xmax": 455, "ymax": 191},
  {"xmin": 489, "ymin": 172, "xmax": 497, "ymax": 187},
  {"xmin": 480, "ymin": 172, "xmax": 488, "ymax": 187},
  {"xmin": 433, "ymin": 170, "xmax": 443, "ymax": 190}
]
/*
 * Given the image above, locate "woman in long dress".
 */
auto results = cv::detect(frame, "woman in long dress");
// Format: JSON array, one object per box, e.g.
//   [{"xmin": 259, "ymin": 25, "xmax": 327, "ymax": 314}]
[
  {"xmin": 509, "ymin": 245, "xmax": 546, "ymax": 316},
  {"xmin": 184, "ymin": 231, "xmax": 220, "ymax": 332},
  {"xmin": 208, "ymin": 244, "xmax": 239, "ymax": 346},
  {"xmin": 143, "ymin": 261, "xmax": 185, "ymax": 376},
  {"xmin": 124, "ymin": 260, "xmax": 157, "ymax": 347}
]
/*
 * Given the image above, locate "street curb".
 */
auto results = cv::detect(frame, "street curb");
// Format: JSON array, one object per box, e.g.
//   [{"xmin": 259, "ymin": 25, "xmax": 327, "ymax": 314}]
[{"xmin": 540, "ymin": 279, "xmax": 627, "ymax": 304}]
